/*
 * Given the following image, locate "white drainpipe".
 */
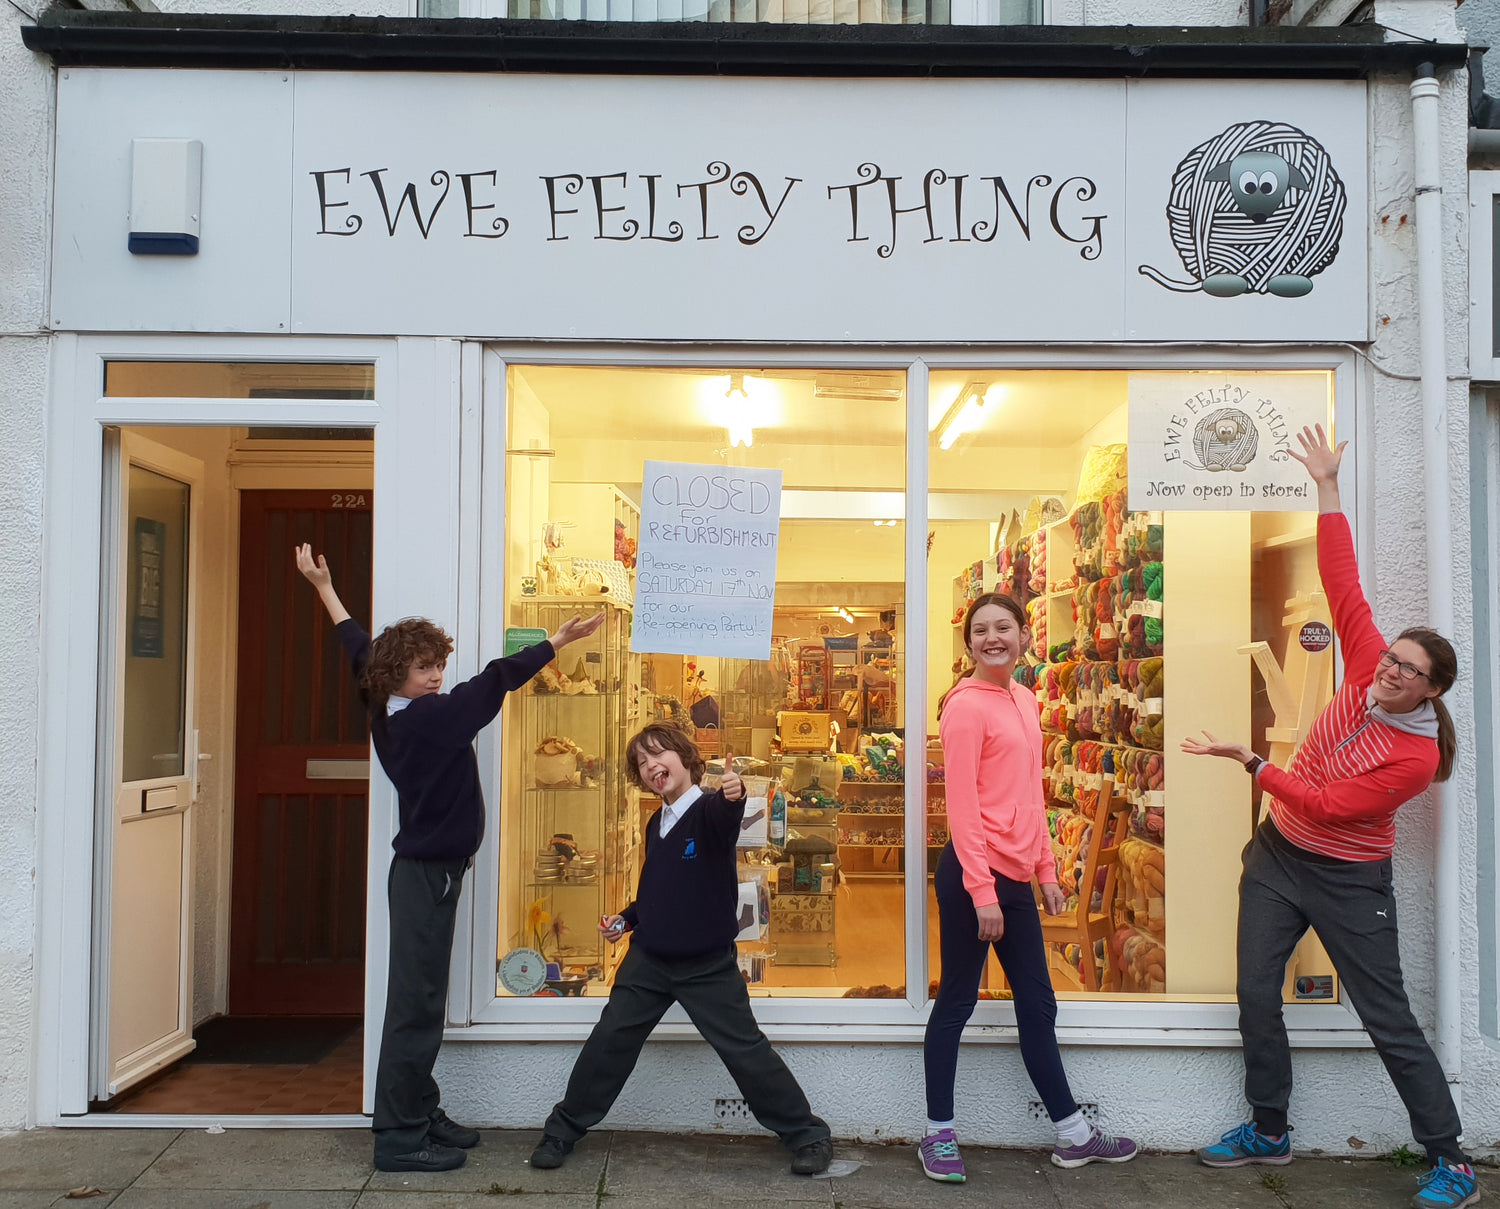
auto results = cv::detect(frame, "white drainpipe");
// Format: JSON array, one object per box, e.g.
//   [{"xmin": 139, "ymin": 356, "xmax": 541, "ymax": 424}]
[{"xmin": 1411, "ymin": 63, "xmax": 1461, "ymax": 1106}]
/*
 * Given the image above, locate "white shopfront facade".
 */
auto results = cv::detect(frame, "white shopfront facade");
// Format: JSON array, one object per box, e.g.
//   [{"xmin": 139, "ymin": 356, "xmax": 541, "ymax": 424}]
[{"xmin": 25, "ymin": 45, "xmax": 1500, "ymax": 1154}]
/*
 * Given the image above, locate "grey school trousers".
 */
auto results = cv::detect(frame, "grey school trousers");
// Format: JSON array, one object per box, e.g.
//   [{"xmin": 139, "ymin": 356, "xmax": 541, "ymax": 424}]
[
  {"xmin": 543, "ymin": 942, "xmax": 830, "ymax": 1152},
  {"xmin": 1236, "ymin": 823, "xmax": 1465, "ymax": 1163},
  {"xmin": 372, "ymin": 855, "xmax": 467, "ymax": 1160}
]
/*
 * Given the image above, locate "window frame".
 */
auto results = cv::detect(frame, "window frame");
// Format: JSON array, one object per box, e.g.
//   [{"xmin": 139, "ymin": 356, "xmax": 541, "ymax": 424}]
[{"xmin": 464, "ymin": 340, "xmax": 1369, "ymax": 1043}]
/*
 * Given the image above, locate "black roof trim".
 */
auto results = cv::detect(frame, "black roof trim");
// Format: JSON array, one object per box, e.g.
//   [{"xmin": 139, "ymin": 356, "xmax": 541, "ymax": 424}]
[{"xmin": 20, "ymin": 12, "xmax": 1469, "ymax": 78}]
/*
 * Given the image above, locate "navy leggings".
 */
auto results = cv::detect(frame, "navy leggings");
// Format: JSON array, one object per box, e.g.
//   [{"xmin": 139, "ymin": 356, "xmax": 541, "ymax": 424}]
[{"xmin": 924, "ymin": 843, "xmax": 1078, "ymax": 1123}]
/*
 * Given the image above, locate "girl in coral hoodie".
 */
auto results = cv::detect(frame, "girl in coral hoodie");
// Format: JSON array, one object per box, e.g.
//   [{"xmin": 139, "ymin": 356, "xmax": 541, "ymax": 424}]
[
  {"xmin": 1186, "ymin": 426, "xmax": 1473, "ymax": 1209},
  {"xmin": 919, "ymin": 592, "xmax": 1138, "ymax": 1184}
]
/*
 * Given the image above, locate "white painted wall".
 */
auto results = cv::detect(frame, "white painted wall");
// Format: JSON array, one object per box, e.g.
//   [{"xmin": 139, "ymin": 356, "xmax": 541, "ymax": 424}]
[
  {"xmin": 1, "ymin": 0, "xmax": 53, "ymax": 1130},
  {"xmin": 4, "ymin": 0, "xmax": 1492, "ymax": 1155}
]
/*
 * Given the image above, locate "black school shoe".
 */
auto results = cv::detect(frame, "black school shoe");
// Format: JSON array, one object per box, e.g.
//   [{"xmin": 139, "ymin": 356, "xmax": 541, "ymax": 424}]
[
  {"xmin": 374, "ymin": 1141, "xmax": 467, "ymax": 1173},
  {"xmin": 529, "ymin": 1135, "xmax": 574, "ymax": 1169},
  {"xmin": 790, "ymin": 1138, "xmax": 833, "ymax": 1175},
  {"xmin": 427, "ymin": 1108, "xmax": 481, "ymax": 1149}
]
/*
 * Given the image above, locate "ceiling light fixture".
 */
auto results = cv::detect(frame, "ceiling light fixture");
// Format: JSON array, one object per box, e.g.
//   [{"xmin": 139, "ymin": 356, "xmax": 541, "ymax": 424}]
[
  {"xmin": 837, "ymin": 607, "xmax": 855, "ymax": 624},
  {"xmin": 936, "ymin": 382, "xmax": 996, "ymax": 451},
  {"xmin": 725, "ymin": 373, "xmax": 754, "ymax": 448}
]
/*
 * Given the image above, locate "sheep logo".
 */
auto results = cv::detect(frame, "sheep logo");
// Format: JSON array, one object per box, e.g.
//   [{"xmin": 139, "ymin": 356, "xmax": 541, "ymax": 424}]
[
  {"xmin": 1187, "ymin": 407, "xmax": 1259, "ymax": 472},
  {"xmin": 1138, "ymin": 120, "xmax": 1345, "ymax": 299}
]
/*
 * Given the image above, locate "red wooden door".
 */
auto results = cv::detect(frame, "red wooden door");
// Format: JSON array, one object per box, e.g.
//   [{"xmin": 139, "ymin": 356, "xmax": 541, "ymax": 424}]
[{"xmin": 231, "ymin": 490, "xmax": 373, "ymax": 1015}]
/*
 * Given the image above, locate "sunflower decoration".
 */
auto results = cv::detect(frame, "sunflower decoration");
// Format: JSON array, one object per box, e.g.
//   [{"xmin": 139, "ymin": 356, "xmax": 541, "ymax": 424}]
[{"xmin": 526, "ymin": 897, "xmax": 568, "ymax": 959}]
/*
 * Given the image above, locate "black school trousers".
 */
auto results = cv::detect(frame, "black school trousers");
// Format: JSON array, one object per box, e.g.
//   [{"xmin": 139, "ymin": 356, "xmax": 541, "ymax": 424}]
[
  {"xmin": 1237, "ymin": 822, "xmax": 1465, "ymax": 1164},
  {"xmin": 372, "ymin": 854, "xmax": 468, "ymax": 1160},
  {"xmin": 543, "ymin": 942, "xmax": 830, "ymax": 1151}
]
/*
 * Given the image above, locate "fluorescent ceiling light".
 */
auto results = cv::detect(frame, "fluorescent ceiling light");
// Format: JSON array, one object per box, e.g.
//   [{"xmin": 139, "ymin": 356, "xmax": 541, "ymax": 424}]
[{"xmin": 936, "ymin": 383, "xmax": 998, "ymax": 451}]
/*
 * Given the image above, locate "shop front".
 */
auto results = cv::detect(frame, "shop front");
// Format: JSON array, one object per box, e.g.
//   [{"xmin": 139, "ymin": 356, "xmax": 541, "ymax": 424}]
[{"xmin": 27, "ymin": 28, "xmax": 1482, "ymax": 1151}]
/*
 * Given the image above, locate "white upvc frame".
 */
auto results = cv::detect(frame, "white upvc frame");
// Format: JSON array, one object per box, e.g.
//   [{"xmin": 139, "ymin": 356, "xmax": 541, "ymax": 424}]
[
  {"xmin": 1470, "ymin": 171, "xmax": 1500, "ymax": 385},
  {"xmin": 34, "ymin": 334, "xmax": 407, "ymax": 1124},
  {"xmin": 92, "ymin": 429, "xmax": 205, "ymax": 1100},
  {"xmin": 458, "ymin": 339, "xmax": 1370, "ymax": 1046}
]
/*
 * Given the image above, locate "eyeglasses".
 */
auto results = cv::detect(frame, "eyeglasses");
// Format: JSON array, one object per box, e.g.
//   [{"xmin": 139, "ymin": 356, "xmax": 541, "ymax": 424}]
[{"xmin": 1377, "ymin": 650, "xmax": 1434, "ymax": 684}]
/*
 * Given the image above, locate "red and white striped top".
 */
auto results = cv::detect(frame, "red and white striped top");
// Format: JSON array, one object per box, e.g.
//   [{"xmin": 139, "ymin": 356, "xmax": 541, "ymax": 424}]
[{"xmin": 1262, "ymin": 513, "xmax": 1440, "ymax": 863}]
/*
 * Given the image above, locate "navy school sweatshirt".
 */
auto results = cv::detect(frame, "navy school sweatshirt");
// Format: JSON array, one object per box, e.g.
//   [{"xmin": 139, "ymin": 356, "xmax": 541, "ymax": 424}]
[
  {"xmin": 337, "ymin": 619, "xmax": 553, "ymax": 861},
  {"xmin": 619, "ymin": 788, "xmax": 747, "ymax": 959}
]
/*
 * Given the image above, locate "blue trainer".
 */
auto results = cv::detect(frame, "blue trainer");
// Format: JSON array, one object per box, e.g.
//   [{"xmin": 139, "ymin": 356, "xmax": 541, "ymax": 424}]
[
  {"xmin": 1197, "ymin": 1122, "xmax": 1292, "ymax": 1167},
  {"xmin": 1412, "ymin": 1158, "xmax": 1480, "ymax": 1209}
]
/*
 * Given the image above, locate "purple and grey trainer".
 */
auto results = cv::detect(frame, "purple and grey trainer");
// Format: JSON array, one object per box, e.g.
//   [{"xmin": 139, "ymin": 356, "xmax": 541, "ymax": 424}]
[
  {"xmin": 918, "ymin": 1128, "xmax": 967, "ymax": 1182},
  {"xmin": 1051, "ymin": 1126, "xmax": 1140, "ymax": 1169}
]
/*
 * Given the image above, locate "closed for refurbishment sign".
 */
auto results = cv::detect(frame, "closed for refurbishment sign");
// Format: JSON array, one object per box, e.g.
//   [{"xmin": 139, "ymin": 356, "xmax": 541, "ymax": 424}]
[{"xmin": 632, "ymin": 461, "xmax": 783, "ymax": 661}]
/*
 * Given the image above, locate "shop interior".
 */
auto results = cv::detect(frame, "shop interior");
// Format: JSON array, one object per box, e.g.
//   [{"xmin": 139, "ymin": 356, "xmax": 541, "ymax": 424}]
[{"xmin": 500, "ymin": 364, "xmax": 1339, "ymax": 1005}]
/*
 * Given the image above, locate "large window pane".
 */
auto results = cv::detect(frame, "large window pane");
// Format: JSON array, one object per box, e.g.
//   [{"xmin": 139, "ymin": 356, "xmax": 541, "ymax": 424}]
[
  {"xmin": 927, "ymin": 369, "xmax": 1333, "ymax": 1002},
  {"xmin": 498, "ymin": 365, "xmax": 907, "ymax": 998}
]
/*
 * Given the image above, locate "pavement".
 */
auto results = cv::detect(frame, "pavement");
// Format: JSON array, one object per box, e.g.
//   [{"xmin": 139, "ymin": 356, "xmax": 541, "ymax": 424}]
[{"xmin": 0, "ymin": 1127, "xmax": 1492, "ymax": 1209}]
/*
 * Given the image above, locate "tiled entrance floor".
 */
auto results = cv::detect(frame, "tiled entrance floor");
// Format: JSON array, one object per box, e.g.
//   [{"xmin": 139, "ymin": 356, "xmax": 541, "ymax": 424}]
[{"xmin": 107, "ymin": 1028, "xmax": 363, "ymax": 1115}]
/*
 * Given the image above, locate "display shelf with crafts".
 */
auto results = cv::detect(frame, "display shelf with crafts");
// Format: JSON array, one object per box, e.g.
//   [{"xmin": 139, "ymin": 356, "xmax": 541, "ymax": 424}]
[
  {"xmin": 506, "ymin": 597, "xmax": 640, "ymax": 992},
  {"xmin": 1029, "ymin": 491, "xmax": 1168, "ymax": 994}
]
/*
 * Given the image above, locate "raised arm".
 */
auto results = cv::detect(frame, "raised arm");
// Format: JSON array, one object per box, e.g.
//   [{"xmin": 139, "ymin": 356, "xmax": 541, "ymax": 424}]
[
  {"xmin": 295, "ymin": 543, "xmax": 352, "ymax": 626},
  {"xmin": 1287, "ymin": 425, "xmax": 1384, "ymax": 684}
]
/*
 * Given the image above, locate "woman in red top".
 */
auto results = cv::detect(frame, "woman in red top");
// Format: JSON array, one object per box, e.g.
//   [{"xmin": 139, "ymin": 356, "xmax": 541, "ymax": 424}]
[{"xmin": 1185, "ymin": 426, "xmax": 1472, "ymax": 1209}]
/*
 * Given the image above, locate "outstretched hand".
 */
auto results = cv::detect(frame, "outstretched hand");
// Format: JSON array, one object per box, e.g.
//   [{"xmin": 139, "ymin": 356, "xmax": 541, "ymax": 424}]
[
  {"xmin": 1180, "ymin": 730, "xmax": 1253, "ymax": 764},
  {"xmin": 548, "ymin": 611, "xmax": 605, "ymax": 651},
  {"xmin": 295, "ymin": 543, "xmax": 333, "ymax": 589},
  {"xmin": 1286, "ymin": 423, "xmax": 1346, "ymax": 485}
]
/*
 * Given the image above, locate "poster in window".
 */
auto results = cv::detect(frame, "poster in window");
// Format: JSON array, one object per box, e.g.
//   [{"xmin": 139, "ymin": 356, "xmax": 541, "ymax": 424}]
[
  {"xmin": 130, "ymin": 517, "xmax": 166, "ymax": 658},
  {"xmin": 1127, "ymin": 372, "xmax": 1331, "ymax": 511}
]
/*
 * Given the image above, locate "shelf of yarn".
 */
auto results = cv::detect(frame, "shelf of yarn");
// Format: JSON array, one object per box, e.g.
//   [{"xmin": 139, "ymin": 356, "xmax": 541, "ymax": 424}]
[{"xmin": 1025, "ymin": 497, "xmax": 1167, "ymax": 994}]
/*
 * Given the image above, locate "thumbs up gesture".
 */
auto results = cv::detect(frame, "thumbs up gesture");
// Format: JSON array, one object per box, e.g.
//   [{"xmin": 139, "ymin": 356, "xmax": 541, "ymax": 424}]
[{"xmin": 720, "ymin": 748, "xmax": 745, "ymax": 802}]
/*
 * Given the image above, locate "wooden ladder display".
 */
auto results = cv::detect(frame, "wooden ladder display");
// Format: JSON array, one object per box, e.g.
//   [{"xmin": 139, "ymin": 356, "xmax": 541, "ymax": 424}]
[{"xmin": 1039, "ymin": 775, "xmax": 1137, "ymax": 993}]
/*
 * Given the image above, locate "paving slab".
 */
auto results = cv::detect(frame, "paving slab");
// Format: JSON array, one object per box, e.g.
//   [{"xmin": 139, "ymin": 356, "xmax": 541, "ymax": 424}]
[
  {"xmin": 0, "ymin": 1130, "xmax": 177, "ymax": 1193},
  {"xmin": 111, "ymin": 1193, "xmax": 357, "ymax": 1209},
  {"xmin": 131, "ymin": 1130, "xmax": 372, "ymax": 1191},
  {"xmin": 601, "ymin": 1131, "xmax": 832, "ymax": 1204},
  {"xmin": 819, "ymin": 1142, "xmax": 1058, "ymax": 1208},
  {"xmin": 1264, "ymin": 1156, "xmax": 1500, "ymax": 1209},
  {"xmin": 355, "ymin": 1194, "xmax": 597, "ymax": 1209},
  {"xmin": 365, "ymin": 1130, "xmax": 606, "ymax": 1197}
]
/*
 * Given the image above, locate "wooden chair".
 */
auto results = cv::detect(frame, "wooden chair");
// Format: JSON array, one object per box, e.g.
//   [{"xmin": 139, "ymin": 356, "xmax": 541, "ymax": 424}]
[{"xmin": 1039, "ymin": 776, "xmax": 1135, "ymax": 993}]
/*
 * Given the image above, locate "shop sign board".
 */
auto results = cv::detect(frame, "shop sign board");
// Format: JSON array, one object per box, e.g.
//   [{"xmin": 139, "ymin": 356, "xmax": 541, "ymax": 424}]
[
  {"xmin": 631, "ymin": 461, "xmax": 782, "ymax": 661},
  {"xmin": 1126, "ymin": 372, "xmax": 1331, "ymax": 511},
  {"xmin": 51, "ymin": 72, "xmax": 1367, "ymax": 343}
]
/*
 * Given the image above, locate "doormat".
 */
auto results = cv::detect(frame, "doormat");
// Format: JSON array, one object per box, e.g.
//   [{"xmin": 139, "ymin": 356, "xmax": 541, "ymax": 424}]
[{"xmin": 188, "ymin": 1016, "xmax": 361, "ymax": 1066}]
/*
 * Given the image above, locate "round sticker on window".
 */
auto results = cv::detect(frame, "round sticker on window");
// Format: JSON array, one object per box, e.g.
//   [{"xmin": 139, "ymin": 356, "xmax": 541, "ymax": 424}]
[
  {"xmin": 1299, "ymin": 621, "xmax": 1333, "ymax": 653},
  {"xmin": 498, "ymin": 947, "xmax": 548, "ymax": 996}
]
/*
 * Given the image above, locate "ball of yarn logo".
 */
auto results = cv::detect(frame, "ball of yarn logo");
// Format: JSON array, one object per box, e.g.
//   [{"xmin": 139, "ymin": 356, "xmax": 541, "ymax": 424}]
[
  {"xmin": 1186, "ymin": 407, "xmax": 1259, "ymax": 472},
  {"xmin": 1138, "ymin": 120, "xmax": 1346, "ymax": 299}
]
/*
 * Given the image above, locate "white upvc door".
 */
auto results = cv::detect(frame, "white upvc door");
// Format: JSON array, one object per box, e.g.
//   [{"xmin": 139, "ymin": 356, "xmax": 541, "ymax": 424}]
[{"xmin": 92, "ymin": 430, "xmax": 204, "ymax": 1100}]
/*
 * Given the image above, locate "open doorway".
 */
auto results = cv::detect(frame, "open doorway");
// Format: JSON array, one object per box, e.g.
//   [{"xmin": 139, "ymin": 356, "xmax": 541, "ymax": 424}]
[{"xmin": 92, "ymin": 364, "xmax": 377, "ymax": 1115}]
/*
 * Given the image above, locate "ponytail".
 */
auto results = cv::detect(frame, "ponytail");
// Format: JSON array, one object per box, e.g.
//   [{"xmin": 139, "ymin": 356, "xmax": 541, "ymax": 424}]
[
  {"xmin": 937, "ymin": 667, "xmax": 975, "ymax": 719},
  {"xmin": 1432, "ymin": 697, "xmax": 1456, "ymax": 783},
  {"xmin": 1397, "ymin": 626, "xmax": 1458, "ymax": 783}
]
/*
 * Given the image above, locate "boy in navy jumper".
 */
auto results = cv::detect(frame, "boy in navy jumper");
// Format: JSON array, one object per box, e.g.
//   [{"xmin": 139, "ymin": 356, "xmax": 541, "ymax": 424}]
[
  {"xmin": 296, "ymin": 543, "xmax": 602, "ymax": 1174},
  {"xmin": 530, "ymin": 723, "xmax": 833, "ymax": 1175}
]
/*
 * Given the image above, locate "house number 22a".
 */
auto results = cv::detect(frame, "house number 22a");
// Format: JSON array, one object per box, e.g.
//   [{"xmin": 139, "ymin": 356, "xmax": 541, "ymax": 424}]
[{"xmin": 330, "ymin": 493, "xmax": 368, "ymax": 508}]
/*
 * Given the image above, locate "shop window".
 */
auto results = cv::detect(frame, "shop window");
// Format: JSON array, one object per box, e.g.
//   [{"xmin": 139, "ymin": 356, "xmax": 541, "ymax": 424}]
[
  {"xmin": 498, "ymin": 365, "xmax": 908, "ymax": 999},
  {"xmin": 103, "ymin": 362, "xmax": 375, "ymax": 399},
  {"xmin": 927, "ymin": 368, "xmax": 1336, "ymax": 1003}
]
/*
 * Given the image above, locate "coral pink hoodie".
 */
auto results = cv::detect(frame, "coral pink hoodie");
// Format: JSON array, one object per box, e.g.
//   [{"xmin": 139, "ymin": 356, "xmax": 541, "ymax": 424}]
[{"xmin": 938, "ymin": 674, "xmax": 1057, "ymax": 907}]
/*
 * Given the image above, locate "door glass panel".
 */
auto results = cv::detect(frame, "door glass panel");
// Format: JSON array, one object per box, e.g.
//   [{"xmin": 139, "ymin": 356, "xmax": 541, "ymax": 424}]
[{"xmin": 122, "ymin": 466, "xmax": 190, "ymax": 783}]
